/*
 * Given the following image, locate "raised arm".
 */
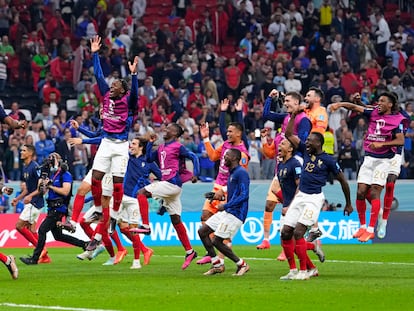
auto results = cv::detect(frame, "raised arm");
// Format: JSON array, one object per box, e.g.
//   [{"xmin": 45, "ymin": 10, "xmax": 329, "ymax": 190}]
[
  {"xmin": 128, "ymin": 56, "xmax": 139, "ymax": 112},
  {"xmin": 263, "ymin": 89, "xmax": 287, "ymax": 123},
  {"xmin": 91, "ymin": 36, "xmax": 109, "ymax": 96},
  {"xmin": 330, "ymin": 102, "xmax": 364, "ymax": 113},
  {"xmin": 218, "ymin": 98, "xmax": 230, "ymax": 140}
]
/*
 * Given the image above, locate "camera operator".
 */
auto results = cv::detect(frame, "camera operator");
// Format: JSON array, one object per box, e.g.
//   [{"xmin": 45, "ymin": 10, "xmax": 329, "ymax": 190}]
[{"xmin": 20, "ymin": 153, "xmax": 88, "ymax": 265}]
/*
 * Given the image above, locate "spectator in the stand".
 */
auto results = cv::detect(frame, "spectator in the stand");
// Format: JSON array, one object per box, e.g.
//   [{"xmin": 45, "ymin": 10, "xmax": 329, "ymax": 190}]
[
  {"xmin": 8, "ymin": 102, "xmax": 25, "ymax": 121},
  {"xmin": 359, "ymin": 33, "xmax": 377, "ymax": 67},
  {"xmin": 196, "ymin": 25, "xmax": 212, "ymax": 52},
  {"xmin": 331, "ymin": 7, "xmax": 345, "ymax": 37},
  {"xmin": 178, "ymin": 110, "xmax": 196, "ymax": 136},
  {"xmin": 322, "ymin": 55, "xmax": 339, "ymax": 78},
  {"xmin": 330, "ymin": 33, "xmax": 343, "ymax": 69},
  {"xmin": 244, "ymin": 106, "xmax": 264, "ymax": 134},
  {"xmin": 341, "ymin": 61, "xmax": 362, "ymax": 98},
  {"xmin": 72, "ymin": 142, "xmax": 88, "ymax": 181},
  {"xmin": 387, "ymin": 75, "xmax": 406, "ymax": 104},
  {"xmin": 247, "ymin": 131, "xmax": 262, "ymax": 180},
  {"xmin": 173, "ymin": 0, "xmax": 191, "ymax": 18},
  {"xmin": 233, "ymin": 0, "xmax": 251, "ymax": 44},
  {"xmin": 319, "ymin": 0, "xmax": 333, "ymax": 36},
  {"xmin": 48, "ymin": 125, "xmax": 61, "ymax": 147},
  {"xmin": 17, "ymin": 34, "xmax": 32, "ymax": 86},
  {"xmin": 284, "ymin": 70, "xmax": 302, "ymax": 93},
  {"xmin": 35, "ymin": 129, "xmax": 55, "ymax": 164},
  {"xmin": 78, "ymin": 82, "xmax": 99, "ymax": 113},
  {"xmin": 374, "ymin": 11, "xmax": 391, "ymax": 61},
  {"xmin": 211, "ymin": 4, "xmax": 229, "ymax": 46},
  {"xmin": 31, "ymin": 45, "xmax": 49, "ymax": 92},
  {"xmin": 3, "ymin": 137, "xmax": 21, "ymax": 181},
  {"xmin": 33, "ymin": 104, "xmax": 54, "ymax": 130},
  {"xmin": 338, "ymin": 137, "xmax": 359, "ymax": 180},
  {"xmin": 224, "ymin": 58, "xmax": 241, "ymax": 98},
  {"xmin": 139, "ymin": 77, "xmax": 157, "ymax": 103},
  {"xmin": 345, "ymin": 34, "xmax": 360, "ymax": 73},
  {"xmin": 268, "ymin": 11, "xmax": 287, "ymax": 44},
  {"xmin": 46, "ymin": 9, "xmax": 71, "ymax": 44}
]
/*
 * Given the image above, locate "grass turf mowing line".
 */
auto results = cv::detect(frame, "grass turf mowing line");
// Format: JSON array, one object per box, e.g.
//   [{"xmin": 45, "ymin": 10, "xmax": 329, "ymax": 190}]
[{"xmin": 0, "ymin": 244, "xmax": 413, "ymax": 311}]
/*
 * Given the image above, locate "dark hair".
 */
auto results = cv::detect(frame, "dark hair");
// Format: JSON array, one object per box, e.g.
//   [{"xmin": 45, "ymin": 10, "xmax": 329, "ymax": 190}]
[
  {"xmin": 171, "ymin": 123, "xmax": 184, "ymax": 137},
  {"xmin": 228, "ymin": 122, "xmax": 244, "ymax": 132},
  {"xmin": 311, "ymin": 131, "xmax": 325, "ymax": 145},
  {"xmin": 135, "ymin": 136, "xmax": 149, "ymax": 155},
  {"xmin": 285, "ymin": 91, "xmax": 302, "ymax": 103},
  {"xmin": 120, "ymin": 79, "xmax": 129, "ymax": 94},
  {"xmin": 308, "ymin": 86, "xmax": 324, "ymax": 102},
  {"xmin": 23, "ymin": 144, "xmax": 36, "ymax": 156},
  {"xmin": 380, "ymin": 91, "xmax": 399, "ymax": 112},
  {"xmin": 228, "ymin": 148, "xmax": 242, "ymax": 162}
]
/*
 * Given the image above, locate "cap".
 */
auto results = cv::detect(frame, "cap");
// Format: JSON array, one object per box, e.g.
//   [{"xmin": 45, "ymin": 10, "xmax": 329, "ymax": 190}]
[
  {"xmin": 326, "ymin": 55, "xmax": 333, "ymax": 60},
  {"xmin": 194, "ymin": 83, "xmax": 201, "ymax": 88}
]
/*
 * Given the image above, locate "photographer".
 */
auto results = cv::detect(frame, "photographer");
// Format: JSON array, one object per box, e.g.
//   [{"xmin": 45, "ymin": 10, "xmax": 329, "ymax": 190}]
[{"xmin": 20, "ymin": 153, "xmax": 88, "ymax": 265}]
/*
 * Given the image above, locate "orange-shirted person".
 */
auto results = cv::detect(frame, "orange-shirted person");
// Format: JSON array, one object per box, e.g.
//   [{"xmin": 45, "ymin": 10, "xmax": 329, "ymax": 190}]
[
  {"xmin": 197, "ymin": 98, "xmax": 249, "ymax": 267},
  {"xmin": 304, "ymin": 87, "xmax": 328, "ymax": 135}
]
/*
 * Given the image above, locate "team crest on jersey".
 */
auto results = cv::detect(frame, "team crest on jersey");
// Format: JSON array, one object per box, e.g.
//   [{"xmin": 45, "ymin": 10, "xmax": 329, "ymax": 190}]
[
  {"xmin": 317, "ymin": 159, "xmax": 323, "ymax": 168},
  {"xmin": 141, "ymin": 162, "xmax": 145, "ymax": 167}
]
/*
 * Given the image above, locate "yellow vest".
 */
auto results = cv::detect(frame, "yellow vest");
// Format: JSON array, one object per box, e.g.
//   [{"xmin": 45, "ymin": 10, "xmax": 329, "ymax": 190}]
[
  {"xmin": 320, "ymin": 5, "xmax": 332, "ymax": 26},
  {"xmin": 323, "ymin": 131, "xmax": 335, "ymax": 155}
]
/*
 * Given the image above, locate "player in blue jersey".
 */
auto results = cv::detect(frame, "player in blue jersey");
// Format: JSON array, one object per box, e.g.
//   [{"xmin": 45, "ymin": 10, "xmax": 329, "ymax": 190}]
[
  {"xmin": 281, "ymin": 106, "xmax": 353, "ymax": 280},
  {"xmin": 13, "ymin": 144, "xmax": 51, "ymax": 263},
  {"xmin": 137, "ymin": 123, "xmax": 200, "ymax": 270},
  {"xmin": 115, "ymin": 136, "xmax": 162, "ymax": 269},
  {"xmin": 198, "ymin": 148, "xmax": 250, "ymax": 276},
  {"xmin": 258, "ymin": 90, "xmax": 311, "ymax": 253},
  {"xmin": 86, "ymin": 35, "xmax": 139, "ymax": 253}
]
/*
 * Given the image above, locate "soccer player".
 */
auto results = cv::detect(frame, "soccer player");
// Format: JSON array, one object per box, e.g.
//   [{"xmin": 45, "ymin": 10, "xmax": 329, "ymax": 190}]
[
  {"xmin": 198, "ymin": 148, "xmax": 250, "ymax": 276},
  {"xmin": 196, "ymin": 98, "xmax": 249, "ymax": 265},
  {"xmin": 13, "ymin": 144, "xmax": 51, "ymax": 263},
  {"xmin": 65, "ymin": 120, "xmax": 129, "ymax": 265},
  {"xmin": 303, "ymin": 87, "xmax": 329, "ymax": 242},
  {"xmin": 20, "ymin": 153, "xmax": 89, "ymax": 265},
  {"xmin": 85, "ymin": 35, "xmax": 139, "ymax": 253},
  {"xmin": 0, "ymin": 253, "xmax": 18, "ymax": 279},
  {"xmin": 280, "ymin": 106, "xmax": 353, "ymax": 280},
  {"xmin": 116, "ymin": 136, "xmax": 161, "ymax": 269},
  {"xmin": 137, "ymin": 123, "xmax": 200, "ymax": 270},
  {"xmin": 330, "ymin": 92, "xmax": 405, "ymax": 242},
  {"xmin": 258, "ymin": 90, "xmax": 311, "ymax": 254}
]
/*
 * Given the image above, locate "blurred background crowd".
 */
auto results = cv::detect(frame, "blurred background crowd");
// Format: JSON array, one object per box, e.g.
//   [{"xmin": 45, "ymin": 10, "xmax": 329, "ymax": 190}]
[{"xmin": 0, "ymin": 0, "xmax": 414, "ymax": 204}]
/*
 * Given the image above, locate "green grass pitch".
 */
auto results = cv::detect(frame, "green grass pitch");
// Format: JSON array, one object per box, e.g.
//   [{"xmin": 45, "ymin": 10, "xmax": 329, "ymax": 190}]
[{"xmin": 0, "ymin": 244, "xmax": 413, "ymax": 311}]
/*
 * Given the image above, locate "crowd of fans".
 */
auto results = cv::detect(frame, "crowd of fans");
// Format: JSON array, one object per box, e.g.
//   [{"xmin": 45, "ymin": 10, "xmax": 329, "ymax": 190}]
[{"xmin": 0, "ymin": 0, "xmax": 414, "ymax": 187}]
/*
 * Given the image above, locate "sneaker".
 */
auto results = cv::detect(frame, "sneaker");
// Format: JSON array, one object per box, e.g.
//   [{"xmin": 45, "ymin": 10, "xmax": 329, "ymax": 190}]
[
  {"xmin": 156, "ymin": 204, "xmax": 167, "ymax": 215},
  {"xmin": 129, "ymin": 225, "xmax": 151, "ymax": 235},
  {"xmin": 91, "ymin": 244, "xmax": 106, "ymax": 259},
  {"xmin": 306, "ymin": 228, "xmax": 323, "ymax": 242},
  {"xmin": 114, "ymin": 249, "xmax": 128, "ymax": 265},
  {"xmin": 130, "ymin": 259, "xmax": 142, "ymax": 270},
  {"xmin": 358, "ymin": 230, "xmax": 375, "ymax": 243},
  {"xmin": 352, "ymin": 227, "xmax": 366, "ymax": 238},
  {"xmin": 182, "ymin": 250, "xmax": 197, "ymax": 270},
  {"xmin": 37, "ymin": 255, "xmax": 51, "ymax": 264},
  {"xmin": 233, "ymin": 263, "xmax": 250, "ymax": 276},
  {"xmin": 204, "ymin": 264, "xmax": 225, "ymax": 275},
  {"xmin": 19, "ymin": 256, "xmax": 38, "ymax": 265},
  {"xmin": 109, "ymin": 217, "xmax": 117, "ymax": 235},
  {"xmin": 279, "ymin": 269, "xmax": 298, "ymax": 280},
  {"xmin": 313, "ymin": 240, "xmax": 325, "ymax": 263},
  {"xmin": 85, "ymin": 211, "xmax": 102, "ymax": 223},
  {"xmin": 86, "ymin": 239, "xmax": 99, "ymax": 251},
  {"xmin": 308, "ymin": 267, "xmax": 319, "ymax": 277},
  {"xmin": 57, "ymin": 220, "xmax": 76, "ymax": 233},
  {"xmin": 256, "ymin": 239, "xmax": 270, "ymax": 249},
  {"xmin": 377, "ymin": 218, "xmax": 387, "ymax": 239},
  {"xmin": 143, "ymin": 248, "xmax": 154, "ymax": 265},
  {"xmin": 5, "ymin": 256, "xmax": 18, "ymax": 279},
  {"xmin": 277, "ymin": 250, "xmax": 287, "ymax": 261},
  {"xmin": 293, "ymin": 270, "xmax": 309, "ymax": 280},
  {"xmin": 102, "ymin": 257, "xmax": 115, "ymax": 265},
  {"xmin": 77, "ymin": 250, "xmax": 93, "ymax": 261},
  {"xmin": 196, "ymin": 256, "xmax": 212, "ymax": 265}
]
